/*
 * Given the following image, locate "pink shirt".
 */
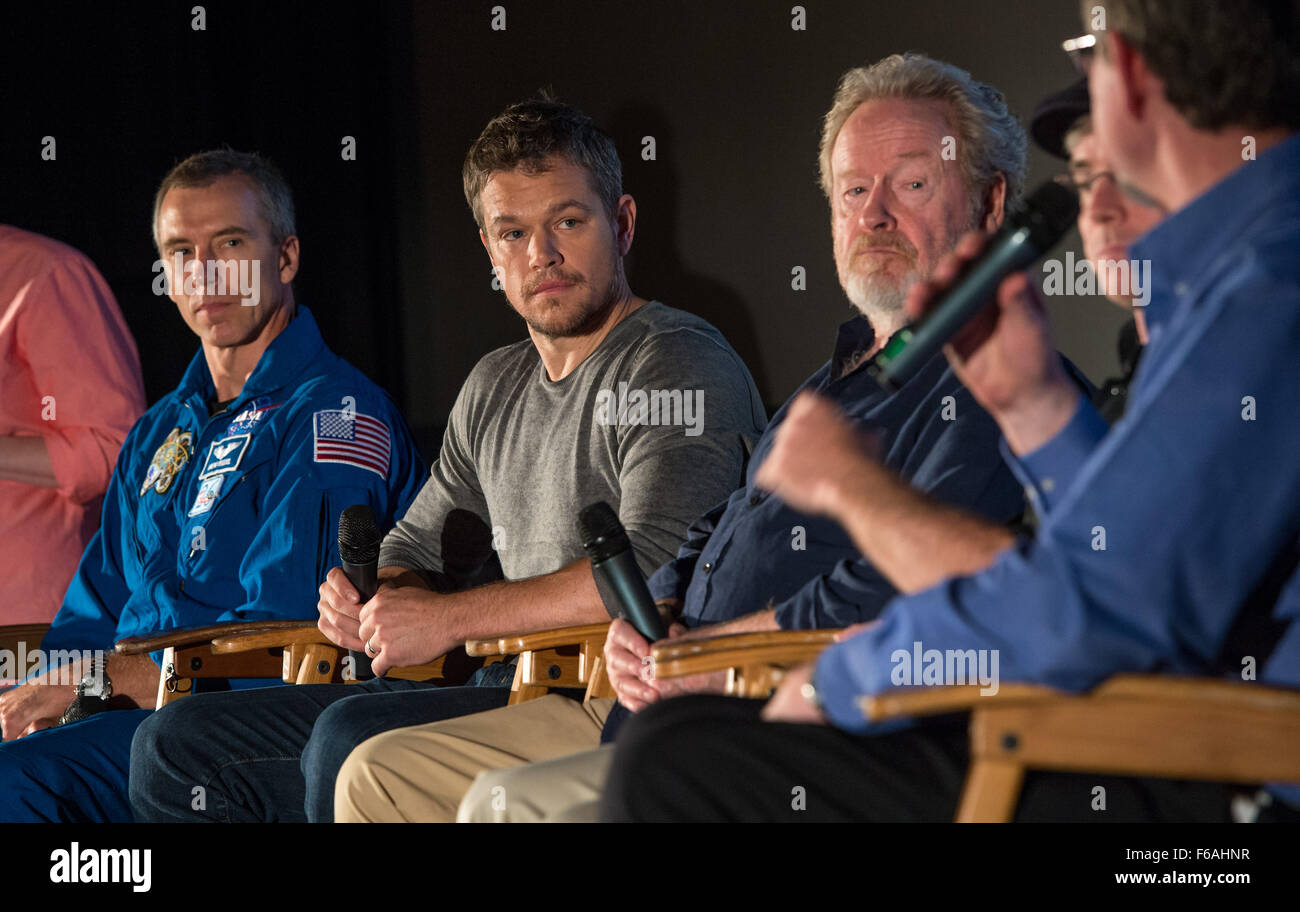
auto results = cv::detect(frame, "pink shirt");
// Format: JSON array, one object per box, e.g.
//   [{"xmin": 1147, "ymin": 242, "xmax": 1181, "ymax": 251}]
[{"xmin": 0, "ymin": 226, "xmax": 145, "ymax": 624}]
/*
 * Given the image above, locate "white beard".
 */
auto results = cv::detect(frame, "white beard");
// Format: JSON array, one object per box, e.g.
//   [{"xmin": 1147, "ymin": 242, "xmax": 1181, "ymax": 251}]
[{"xmin": 844, "ymin": 267, "xmax": 918, "ymax": 327}]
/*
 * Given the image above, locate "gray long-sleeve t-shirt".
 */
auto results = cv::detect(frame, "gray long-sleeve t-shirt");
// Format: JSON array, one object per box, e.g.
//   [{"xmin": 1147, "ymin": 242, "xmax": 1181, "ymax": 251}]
[{"xmin": 379, "ymin": 301, "xmax": 767, "ymax": 604}]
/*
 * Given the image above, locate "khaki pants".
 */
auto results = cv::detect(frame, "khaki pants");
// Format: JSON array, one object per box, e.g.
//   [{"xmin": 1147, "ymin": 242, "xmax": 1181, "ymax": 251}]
[
  {"xmin": 459, "ymin": 745, "xmax": 614, "ymax": 822},
  {"xmin": 334, "ymin": 695, "xmax": 614, "ymax": 822}
]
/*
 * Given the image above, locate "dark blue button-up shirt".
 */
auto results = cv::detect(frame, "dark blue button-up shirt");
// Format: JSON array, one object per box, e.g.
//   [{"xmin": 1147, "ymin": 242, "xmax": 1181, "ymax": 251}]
[
  {"xmin": 647, "ymin": 315, "xmax": 1026, "ymax": 630},
  {"xmin": 816, "ymin": 135, "xmax": 1300, "ymax": 803}
]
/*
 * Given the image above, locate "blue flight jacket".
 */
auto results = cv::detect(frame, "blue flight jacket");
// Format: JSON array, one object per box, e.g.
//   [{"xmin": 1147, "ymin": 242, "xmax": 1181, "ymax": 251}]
[{"xmin": 43, "ymin": 306, "xmax": 426, "ymax": 660}]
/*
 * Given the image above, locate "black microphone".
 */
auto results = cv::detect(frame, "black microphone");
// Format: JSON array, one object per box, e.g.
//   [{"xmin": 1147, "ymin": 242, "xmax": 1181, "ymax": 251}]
[
  {"xmin": 867, "ymin": 180, "xmax": 1079, "ymax": 392},
  {"xmin": 338, "ymin": 504, "xmax": 381, "ymax": 681},
  {"xmin": 578, "ymin": 502, "xmax": 668, "ymax": 641}
]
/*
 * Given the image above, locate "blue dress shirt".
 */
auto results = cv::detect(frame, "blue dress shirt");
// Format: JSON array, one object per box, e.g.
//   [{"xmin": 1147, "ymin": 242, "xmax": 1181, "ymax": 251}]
[
  {"xmin": 647, "ymin": 315, "xmax": 1026, "ymax": 630},
  {"xmin": 815, "ymin": 135, "xmax": 1300, "ymax": 801}
]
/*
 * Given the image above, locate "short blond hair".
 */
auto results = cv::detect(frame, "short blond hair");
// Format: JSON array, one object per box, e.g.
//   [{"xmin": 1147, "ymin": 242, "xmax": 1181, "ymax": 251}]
[
  {"xmin": 818, "ymin": 54, "xmax": 1027, "ymax": 211},
  {"xmin": 1063, "ymin": 114, "xmax": 1093, "ymax": 157}
]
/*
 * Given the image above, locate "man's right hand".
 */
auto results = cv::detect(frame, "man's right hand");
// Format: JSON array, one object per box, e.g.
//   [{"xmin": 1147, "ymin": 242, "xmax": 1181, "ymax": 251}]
[
  {"xmin": 603, "ymin": 617, "xmax": 661, "ymax": 712},
  {"xmin": 317, "ymin": 566, "xmax": 367, "ymax": 651},
  {"xmin": 905, "ymin": 230, "xmax": 1081, "ymax": 455},
  {"xmin": 0, "ymin": 679, "xmax": 72, "ymax": 740},
  {"xmin": 755, "ymin": 391, "xmax": 882, "ymax": 519}
]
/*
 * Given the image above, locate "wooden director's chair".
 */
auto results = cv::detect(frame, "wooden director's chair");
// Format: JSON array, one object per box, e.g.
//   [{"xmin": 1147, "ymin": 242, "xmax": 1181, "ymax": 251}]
[
  {"xmin": 112, "ymin": 616, "xmax": 818, "ymax": 715},
  {"xmin": 111, "ymin": 618, "xmax": 614, "ymax": 710},
  {"xmin": 650, "ymin": 631, "xmax": 1300, "ymax": 822},
  {"xmin": 461, "ymin": 624, "xmax": 844, "ymax": 709},
  {"xmin": 466, "ymin": 623, "xmax": 615, "ymax": 703},
  {"xmin": 7, "ymin": 616, "xmax": 821, "ymax": 719},
  {"xmin": 862, "ymin": 673, "xmax": 1300, "ymax": 821},
  {"xmin": 651, "ymin": 628, "xmax": 842, "ymax": 696},
  {"xmin": 462, "ymin": 623, "xmax": 842, "ymax": 709},
  {"xmin": 113, "ymin": 617, "xmax": 832, "ymax": 717},
  {"xmin": 112, "ymin": 621, "xmax": 498, "ymax": 709},
  {"xmin": 2, "ymin": 619, "xmax": 353, "ymax": 705}
]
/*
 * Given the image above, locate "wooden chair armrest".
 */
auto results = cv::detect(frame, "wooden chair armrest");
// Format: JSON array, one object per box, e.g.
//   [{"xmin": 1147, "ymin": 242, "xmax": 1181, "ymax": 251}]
[
  {"xmin": 997, "ymin": 675, "xmax": 1300, "ymax": 785},
  {"xmin": 652, "ymin": 629, "xmax": 841, "ymax": 664},
  {"xmin": 1092, "ymin": 673, "xmax": 1300, "ymax": 710},
  {"xmin": 210, "ymin": 624, "xmax": 330, "ymax": 653},
  {"xmin": 858, "ymin": 673, "xmax": 1300, "ymax": 724},
  {"xmin": 466, "ymin": 622, "xmax": 612, "ymax": 657},
  {"xmin": 115, "ymin": 620, "xmax": 314, "ymax": 655},
  {"xmin": 944, "ymin": 674, "xmax": 1300, "ymax": 818},
  {"xmin": 860, "ymin": 683, "xmax": 1060, "ymax": 723},
  {"xmin": 211, "ymin": 628, "xmax": 466, "ymax": 683},
  {"xmin": 653, "ymin": 643, "xmax": 832, "ymax": 679}
]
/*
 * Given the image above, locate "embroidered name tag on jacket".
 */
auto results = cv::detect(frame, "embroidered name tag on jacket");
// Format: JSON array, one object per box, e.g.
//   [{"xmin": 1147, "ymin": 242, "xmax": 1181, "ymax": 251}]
[
  {"xmin": 313, "ymin": 410, "xmax": 391, "ymax": 478},
  {"xmin": 140, "ymin": 428, "xmax": 194, "ymax": 496},
  {"xmin": 199, "ymin": 434, "xmax": 251, "ymax": 479}
]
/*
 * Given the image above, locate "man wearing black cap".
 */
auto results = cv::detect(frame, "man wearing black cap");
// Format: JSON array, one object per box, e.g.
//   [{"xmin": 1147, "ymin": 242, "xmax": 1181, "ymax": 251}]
[
  {"xmin": 604, "ymin": 0, "xmax": 1300, "ymax": 822},
  {"xmin": 1031, "ymin": 78, "xmax": 1164, "ymax": 422}
]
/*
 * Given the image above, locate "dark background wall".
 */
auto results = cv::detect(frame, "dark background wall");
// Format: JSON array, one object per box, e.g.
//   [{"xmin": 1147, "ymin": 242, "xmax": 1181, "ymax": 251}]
[{"xmin": 3, "ymin": 0, "xmax": 1123, "ymax": 456}]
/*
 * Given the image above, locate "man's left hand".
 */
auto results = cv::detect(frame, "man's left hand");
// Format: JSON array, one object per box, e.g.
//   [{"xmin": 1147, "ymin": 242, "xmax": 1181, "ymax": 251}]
[
  {"xmin": 760, "ymin": 662, "xmax": 827, "ymax": 725},
  {"xmin": 357, "ymin": 586, "xmax": 452, "ymax": 676},
  {"xmin": 646, "ymin": 636, "xmax": 728, "ymax": 699}
]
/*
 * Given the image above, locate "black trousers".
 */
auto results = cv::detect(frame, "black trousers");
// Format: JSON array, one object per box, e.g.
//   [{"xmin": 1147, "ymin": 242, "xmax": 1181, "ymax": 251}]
[{"xmin": 600, "ymin": 695, "xmax": 1245, "ymax": 822}]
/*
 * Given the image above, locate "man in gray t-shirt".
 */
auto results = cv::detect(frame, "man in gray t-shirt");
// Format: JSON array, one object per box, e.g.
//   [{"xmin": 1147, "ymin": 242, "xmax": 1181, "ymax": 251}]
[
  {"xmin": 128, "ymin": 96, "xmax": 765, "ymax": 823},
  {"xmin": 382, "ymin": 298, "xmax": 764, "ymax": 599}
]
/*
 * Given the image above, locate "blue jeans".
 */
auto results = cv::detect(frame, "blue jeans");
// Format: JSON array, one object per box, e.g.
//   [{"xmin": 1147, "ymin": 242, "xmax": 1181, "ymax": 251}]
[
  {"xmin": 129, "ymin": 664, "xmax": 518, "ymax": 822},
  {"xmin": 0, "ymin": 708, "xmax": 154, "ymax": 822}
]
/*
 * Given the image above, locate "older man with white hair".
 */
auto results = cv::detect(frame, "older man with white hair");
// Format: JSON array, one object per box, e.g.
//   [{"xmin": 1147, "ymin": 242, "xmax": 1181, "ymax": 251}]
[
  {"xmin": 332, "ymin": 52, "xmax": 1070, "ymax": 823},
  {"xmin": 606, "ymin": 0, "xmax": 1300, "ymax": 822}
]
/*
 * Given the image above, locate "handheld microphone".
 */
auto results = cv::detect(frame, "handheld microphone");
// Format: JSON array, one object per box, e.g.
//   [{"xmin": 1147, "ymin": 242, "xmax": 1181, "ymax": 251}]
[
  {"xmin": 338, "ymin": 504, "xmax": 382, "ymax": 681},
  {"xmin": 867, "ymin": 180, "xmax": 1079, "ymax": 392},
  {"xmin": 578, "ymin": 501, "xmax": 668, "ymax": 642}
]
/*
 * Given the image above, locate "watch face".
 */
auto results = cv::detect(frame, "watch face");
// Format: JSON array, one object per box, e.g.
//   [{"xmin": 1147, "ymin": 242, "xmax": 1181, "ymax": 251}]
[{"xmin": 80, "ymin": 669, "xmax": 109, "ymax": 700}]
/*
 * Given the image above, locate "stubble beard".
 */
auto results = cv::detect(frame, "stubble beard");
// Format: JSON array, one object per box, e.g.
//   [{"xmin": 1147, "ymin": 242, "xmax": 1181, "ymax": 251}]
[{"xmin": 520, "ymin": 266, "xmax": 625, "ymax": 339}]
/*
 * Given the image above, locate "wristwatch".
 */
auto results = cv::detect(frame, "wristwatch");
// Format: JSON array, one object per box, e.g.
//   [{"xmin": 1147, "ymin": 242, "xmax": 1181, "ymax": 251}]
[
  {"xmin": 57, "ymin": 657, "xmax": 115, "ymax": 726},
  {"xmin": 800, "ymin": 678, "xmax": 826, "ymax": 717}
]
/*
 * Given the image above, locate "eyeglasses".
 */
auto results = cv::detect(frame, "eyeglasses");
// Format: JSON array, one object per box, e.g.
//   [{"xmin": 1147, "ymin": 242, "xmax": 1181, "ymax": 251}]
[
  {"xmin": 1054, "ymin": 169, "xmax": 1117, "ymax": 200},
  {"xmin": 1062, "ymin": 33, "xmax": 1096, "ymax": 74}
]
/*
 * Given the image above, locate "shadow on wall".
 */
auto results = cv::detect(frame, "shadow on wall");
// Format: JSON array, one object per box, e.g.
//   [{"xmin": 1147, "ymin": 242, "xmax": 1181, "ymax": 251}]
[{"xmin": 608, "ymin": 102, "xmax": 770, "ymax": 399}]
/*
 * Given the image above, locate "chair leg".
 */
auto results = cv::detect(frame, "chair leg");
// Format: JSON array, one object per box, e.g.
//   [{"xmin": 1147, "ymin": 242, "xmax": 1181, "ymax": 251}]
[
  {"xmin": 288, "ymin": 643, "xmax": 339, "ymax": 684},
  {"xmin": 956, "ymin": 759, "xmax": 1024, "ymax": 822},
  {"xmin": 584, "ymin": 654, "xmax": 616, "ymax": 701}
]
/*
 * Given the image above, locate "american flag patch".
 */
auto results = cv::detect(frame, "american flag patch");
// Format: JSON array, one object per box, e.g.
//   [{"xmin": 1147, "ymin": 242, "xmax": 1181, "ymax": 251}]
[{"xmin": 313, "ymin": 410, "xmax": 391, "ymax": 478}]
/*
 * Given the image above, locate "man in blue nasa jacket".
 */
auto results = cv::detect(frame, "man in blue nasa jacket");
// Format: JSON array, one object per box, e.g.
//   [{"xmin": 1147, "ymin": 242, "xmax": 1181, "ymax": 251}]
[{"xmin": 0, "ymin": 149, "xmax": 425, "ymax": 821}]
